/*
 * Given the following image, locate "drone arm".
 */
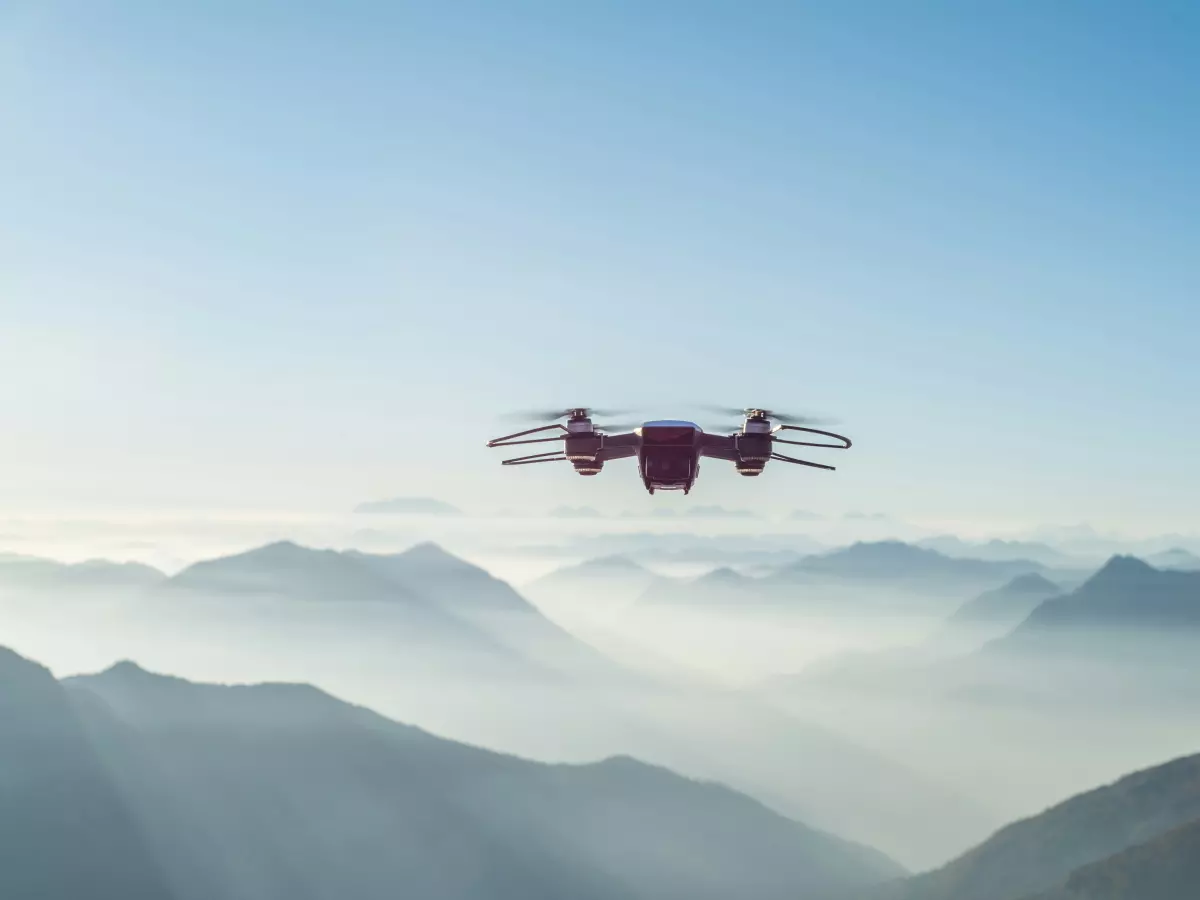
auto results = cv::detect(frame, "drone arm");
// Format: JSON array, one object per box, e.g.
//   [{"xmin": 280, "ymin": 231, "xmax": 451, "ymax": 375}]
[
  {"xmin": 597, "ymin": 445, "xmax": 638, "ymax": 461},
  {"xmin": 770, "ymin": 452, "xmax": 836, "ymax": 471},
  {"xmin": 487, "ymin": 424, "xmax": 568, "ymax": 448},
  {"xmin": 593, "ymin": 432, "xmax": 640, "ymax": 461},
  {"xmin": 771, "ymin": 425, "xmax": 852, "ymax": 449},
  {"xmin": 501, "ymin": 451, "xmax": 568, "ymax": 466},
  {"xmin": 698, "ymin": 434, "xmax": 739, "ymax": 461}
]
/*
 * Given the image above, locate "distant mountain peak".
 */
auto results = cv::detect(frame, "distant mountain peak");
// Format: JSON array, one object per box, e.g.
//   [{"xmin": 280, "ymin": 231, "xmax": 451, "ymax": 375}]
[
  {"xmin": 98, "ymin": 660, "xmax": 156, "ymax": 679},
  {"xmin": 393, "ymin": 541, "xmax": 480, "ymax": 572},
  {"xmin": 697, "ymin": 566, "xmax": 746, "ymax": 583},
  {"xmin": 400, "ymin": 540, "xmax": 455, "ymax": 559},
  {"xmin": 1089, "ymin": 554, "xmax": 1157, "ymax": 582},
  {"xmin": 583, "ymin": 554, "xmax": 647, "ymax": 571},
  {"xmin": 1004, "ymin": 572, "xmax": 1060, "ymax": 593}
]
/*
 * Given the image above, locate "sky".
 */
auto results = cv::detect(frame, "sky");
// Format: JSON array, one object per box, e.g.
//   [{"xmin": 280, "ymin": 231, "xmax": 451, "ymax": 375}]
[{"xmin": 2, "ymin": 1, "xmax": 1198, "ymax": 533}]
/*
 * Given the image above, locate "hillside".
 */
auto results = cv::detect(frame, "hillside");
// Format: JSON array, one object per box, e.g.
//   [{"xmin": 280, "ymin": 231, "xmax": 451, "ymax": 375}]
[
  {"xmin": 34, "ymin": 652, "xmax": 905, "ymax": 900},
  {"xmin": 0, "ymin": 648, "xmax": 173, "ymax": 899},
  {"xmin": 865, "ymin": 750, "xmax": 1200, "ymax": 900},
  {"xmin": 1030, "ymin": 817, "xmax": 1200, "ymax": 900}
]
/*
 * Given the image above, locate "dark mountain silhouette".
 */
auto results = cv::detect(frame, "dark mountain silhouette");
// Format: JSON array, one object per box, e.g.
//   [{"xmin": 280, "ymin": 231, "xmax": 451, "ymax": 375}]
[
  {"xmin": 39, "ymin": 655, "xmax": 904, "ymax": 900},
  {"xmin": 0, "ymin": 552, "xmax": 165, "ymax": 591},
  {"xmin": 994, "ymin": 556, "xmax": 1200, "ymax": 644},
  {"xmin": 353, "ymin": 496, "xmax": 462, "ymax": 515},
  {"xmin": 1030, "ymin": 817, "xmax": 1200, "ymax": 900},
  {"xmin": 946, "ymin": 574, "xmax": 1062, "ymax": 633},
  {"xmin": 0, "ymin": 647, "xmax": 172, "ymax": 899},
  {"xmin": 859, "ymin": 750, "xmax": 1200, "ymax": 900}
]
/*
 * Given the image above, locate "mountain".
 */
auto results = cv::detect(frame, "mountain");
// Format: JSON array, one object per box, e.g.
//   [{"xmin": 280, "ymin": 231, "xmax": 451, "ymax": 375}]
[
  {"xmin": 1030, "ymin": 817, "xmax": 1200, "ymax": 900},
  {"xmin": 523, "ymin": 555, "xmax": 664, "ymax": 614},
  {"xmin": 781, "ymin": 542, "xmax": 1045, "ymax": 587},
  {"xmin": 996, "ymin": 556, "xmax": 1200, "ymax": 643},
  {"xmin": 349, "ymin": 541, "xmax": 536, "ymax": 613},
  {"xmin": 0, "ymin": 553, "xmax": 165, "ymax": 592},
  {"xmin": 946, "ymin": 574, "xmax": 1062, "ymax": 635},
  {"xmin": 918, "ymin": 537, "xmax": 1068, "ymax": 567},
  {"xmin": 42, "ymin": 654, "xmax": 904, "ymax": 900},
  {"xmin": 168, "ymin": 540, "xmax": 425, "ymax": 602},
  {"xmin": 636, "ymin": 566, "xmax": 758, "ymax": 607},
  {"xmin": 349, "ymin": 543, "xmax": 621, "ymax": 677},
  {"xmin": 166, "ymin": 541, "xmax": 617, "ymax": 680},
  {"xmin": 867, "ymin": 750, "xmax": 1200, "ymax": 900},
  {"xmin": 353, "ymin": 496, "xmax": 462, "ymax": 515},
  {"xmin": 0, "ymin": 647, "xmax": 172, "ymax": 899}
]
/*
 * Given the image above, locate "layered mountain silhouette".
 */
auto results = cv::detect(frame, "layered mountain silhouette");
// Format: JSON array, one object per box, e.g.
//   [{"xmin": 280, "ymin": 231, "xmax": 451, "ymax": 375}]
[
  {"xmin": 636, "ymin": 566, "xmax": 757, "ymax": 606},
  {"xmin": 165, "ymin": 541, "xmax": 618, "ymax": 680},
  {"xmin": 856, "ymin": 749, "xmax": 1200, "ymax": 900},
  {"xmin": 944, "ymin": 573, "xmax": 1062, "ymax": 639},
  {"xmin": 524, "ymin": 554, "xmax": 664, "ymax": 613},
  {"xmin": 0, "ymin": 647, "xmax": 908, "ymax": 900},
  {"xmin": 0, "ymin": 552, "xmax": 165, "ymax": 592},
  {"xmin": 774, "ymin": 541, "xmax": 1046, "ymax": 588},
  {"xmin": 917, "ymin": 537, "xmax": 1068, "ymax": 567},
  {"xmin": 988, "ymin": 556, "xmax": 1200, "ymax": 654}
]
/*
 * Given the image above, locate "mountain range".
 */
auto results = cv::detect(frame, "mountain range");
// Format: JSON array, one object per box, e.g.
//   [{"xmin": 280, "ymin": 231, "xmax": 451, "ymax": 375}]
[{"xmin": 0, "ymin": 645, "xmax": 904, "ymax": 900}]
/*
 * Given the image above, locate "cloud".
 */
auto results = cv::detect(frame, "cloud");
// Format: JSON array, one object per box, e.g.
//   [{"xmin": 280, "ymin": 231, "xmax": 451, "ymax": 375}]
[{"xmin": 353, "ymin": 497, "xmax": 463, "ymax": 516}]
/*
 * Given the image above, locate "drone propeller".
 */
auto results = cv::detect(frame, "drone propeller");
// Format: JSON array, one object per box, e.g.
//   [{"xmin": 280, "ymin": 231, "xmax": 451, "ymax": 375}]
[
  {"xmin": 499, "ymin": 407, "xmax": 634, "ymax": 423},
  {"xmin": 695, "ymin": 404, "xmax": 836, "ymax": 426}
]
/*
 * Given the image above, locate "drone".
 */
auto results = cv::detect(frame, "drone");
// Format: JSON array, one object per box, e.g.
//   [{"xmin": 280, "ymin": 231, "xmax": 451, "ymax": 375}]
[{"xmin": 486, "ymin": 406, "xmax": 852, "ymax": 495}]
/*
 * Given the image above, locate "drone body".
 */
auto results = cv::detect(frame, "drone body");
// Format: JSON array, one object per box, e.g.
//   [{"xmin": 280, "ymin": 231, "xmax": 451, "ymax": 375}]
[{"xmin": 487, "ymin": 408, "xmax": 851, "ymax": 495}]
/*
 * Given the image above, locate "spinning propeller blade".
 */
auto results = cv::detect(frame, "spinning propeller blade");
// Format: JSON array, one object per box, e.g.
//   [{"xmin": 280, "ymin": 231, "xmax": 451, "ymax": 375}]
[
  {"xmin": 499, "ymin": 407, "xmax": 635, "ymax": 423},
  {"xmin": 694, "ymin": 404, "xmax": 836, "ymax": 428}
]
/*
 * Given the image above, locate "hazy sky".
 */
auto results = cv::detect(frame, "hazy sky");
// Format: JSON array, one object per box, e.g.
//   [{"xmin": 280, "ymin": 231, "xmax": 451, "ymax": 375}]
[{"xmin": 2, "ymin": 1, "xmax": 1197, "ymax": 531}]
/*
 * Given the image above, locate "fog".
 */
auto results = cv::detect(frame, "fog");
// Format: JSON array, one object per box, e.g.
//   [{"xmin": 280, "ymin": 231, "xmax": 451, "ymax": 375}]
[{"xmin": 2, "ymin": 512, "xmax": 1198, "ymax": 880}]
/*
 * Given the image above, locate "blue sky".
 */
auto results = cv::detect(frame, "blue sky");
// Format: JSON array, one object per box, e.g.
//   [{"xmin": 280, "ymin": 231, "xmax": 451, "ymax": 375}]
[{"xmin": 2, "ymin": 1, "xmax": 1197, "ymax": 531}]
